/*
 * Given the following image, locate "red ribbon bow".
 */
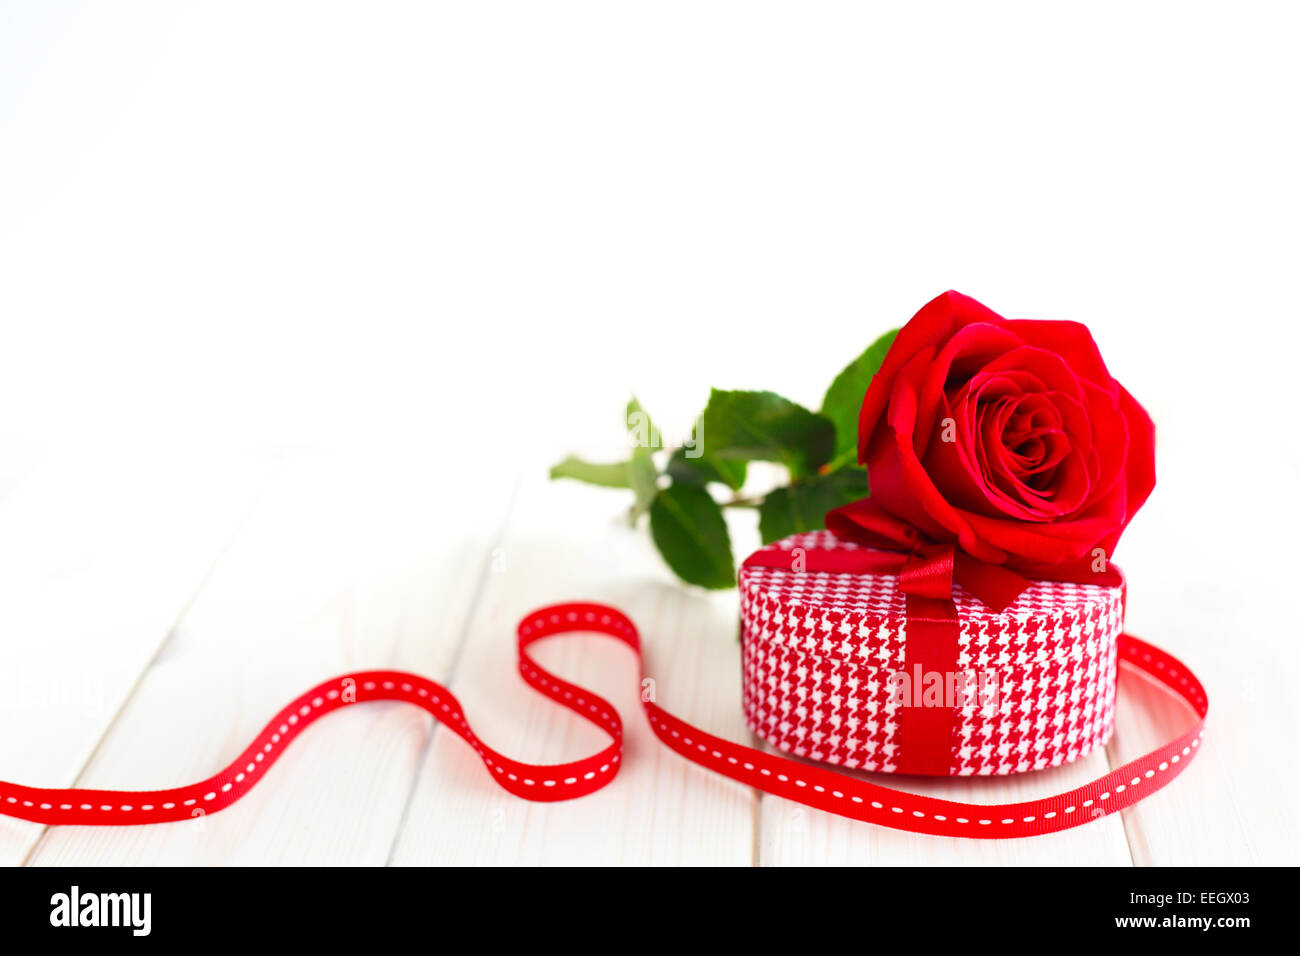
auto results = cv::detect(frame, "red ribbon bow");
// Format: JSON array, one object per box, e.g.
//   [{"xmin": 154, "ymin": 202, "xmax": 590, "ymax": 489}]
[{"xmin": 741, "ymin": 540, "xmax": 1052, "ymax": 612}]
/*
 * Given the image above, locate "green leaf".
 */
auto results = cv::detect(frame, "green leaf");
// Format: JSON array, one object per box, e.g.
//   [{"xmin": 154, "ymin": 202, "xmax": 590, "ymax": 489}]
[
  {"xmin": 649, "ymin": 483, "xmax": 735, "ymax": 589},
  {"xmin": 700, "ymin": 389, "xmax": 835, "ymax": 479},
  {"xmin": 626, "ymin": 396, "xmax": 660, "ymax": 519},
  {"xmin": 757, "ymin": 468, "xmax": 871, "ymax": 544},
  {"xmin": 625, "ymin": 395, "xmax": 662, "ymax": 453},
  {"xmin": 666, "ymin": 446, "xmax": 747, "ymax": 490},
  {"xmin": 820, "ymin": 329, "xmax": 899, "ymax": 461},
  {"xmin": 627, "ymin": 455, "xmax": 658, "ymax": 519},
  {"xmin": 549, "ymin": 456, "xmax": 632, "ymax": 488}
]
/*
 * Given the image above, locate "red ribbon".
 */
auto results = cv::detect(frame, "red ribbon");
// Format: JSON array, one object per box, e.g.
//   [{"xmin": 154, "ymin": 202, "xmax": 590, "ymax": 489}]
[{"xmin": 0, "ymin": 601, "xmax": 1205, "ymax": 839}]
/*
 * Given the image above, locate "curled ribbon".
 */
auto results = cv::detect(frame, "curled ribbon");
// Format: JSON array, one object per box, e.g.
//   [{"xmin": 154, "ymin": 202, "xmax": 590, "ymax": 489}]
[{"xmin": 0, "ymin": 601, "xmax": 1204, "ymax": 839}]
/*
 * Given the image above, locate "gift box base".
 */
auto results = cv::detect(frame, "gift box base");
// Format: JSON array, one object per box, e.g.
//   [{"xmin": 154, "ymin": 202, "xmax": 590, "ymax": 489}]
[{"xmin": 739, "ymin": 532, "xmax": 1122, "ymax": 777}]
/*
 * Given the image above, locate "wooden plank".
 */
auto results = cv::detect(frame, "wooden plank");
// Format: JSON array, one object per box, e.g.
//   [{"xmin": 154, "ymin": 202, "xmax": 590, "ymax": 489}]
[
  {"xmin": 759, "ymin": 751, "xmax": 1131, "ymax": 866},
  {"xmin": 0, "ymin": 444, "xmax": 262, "ymax": 864},
  {"xmin": 388, "ymin": 474, "xmax": 756, "ymax": 865},
  {"xmin": 24, "ymin": 438, "xmax": 1292, "ymax": 865},
  {"xmin": 1103, "ymin": 449, "xmax": 1300, "ymax": 865},
  {"xmin": 29, "ymin": 446, "xmax": 513, "ymax": 865}
]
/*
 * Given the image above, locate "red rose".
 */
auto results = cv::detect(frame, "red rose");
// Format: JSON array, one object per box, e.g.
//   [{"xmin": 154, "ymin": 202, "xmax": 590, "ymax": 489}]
[{"xmin": 826, "ymin": 291, "xmax": 1155, "ymax": 578}]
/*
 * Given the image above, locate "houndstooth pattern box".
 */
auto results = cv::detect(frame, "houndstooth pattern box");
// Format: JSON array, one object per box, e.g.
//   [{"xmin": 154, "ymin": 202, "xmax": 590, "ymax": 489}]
[{"xmin": 739, "ymin": 531, "xmax": 1123, "ymax": 776}]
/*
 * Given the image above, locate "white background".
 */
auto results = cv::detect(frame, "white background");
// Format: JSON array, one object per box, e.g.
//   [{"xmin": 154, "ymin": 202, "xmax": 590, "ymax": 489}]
[
  {"xmin": 0, "ymin": 1, "xmax": 1297, "ymax": 865},
  {"xmin": 3, "ymin": 1, "xmax": 1297, "ymax": 462}
]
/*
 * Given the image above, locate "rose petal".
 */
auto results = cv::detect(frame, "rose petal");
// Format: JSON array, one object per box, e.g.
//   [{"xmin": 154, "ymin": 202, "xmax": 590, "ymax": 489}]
[
  {"xmin": 1004, "ymin": 319, "xmax": 1115, "ymax": 392},
  {"xmin": 858, "ymin": 291, "xmax": 1007, "ymax": 462}
]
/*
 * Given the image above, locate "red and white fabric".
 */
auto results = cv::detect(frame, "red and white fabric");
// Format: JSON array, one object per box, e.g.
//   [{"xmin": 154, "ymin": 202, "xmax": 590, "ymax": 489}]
[{"xmin": 740, "ymin": 531, "xmax": 1122, "ymax": 776}]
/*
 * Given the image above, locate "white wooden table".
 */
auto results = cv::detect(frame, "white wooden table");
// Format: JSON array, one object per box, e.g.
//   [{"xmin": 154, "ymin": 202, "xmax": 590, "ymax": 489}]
[{"xmin": 1, "ymin": 437, "xmax": 1295, "ymax": 867}]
